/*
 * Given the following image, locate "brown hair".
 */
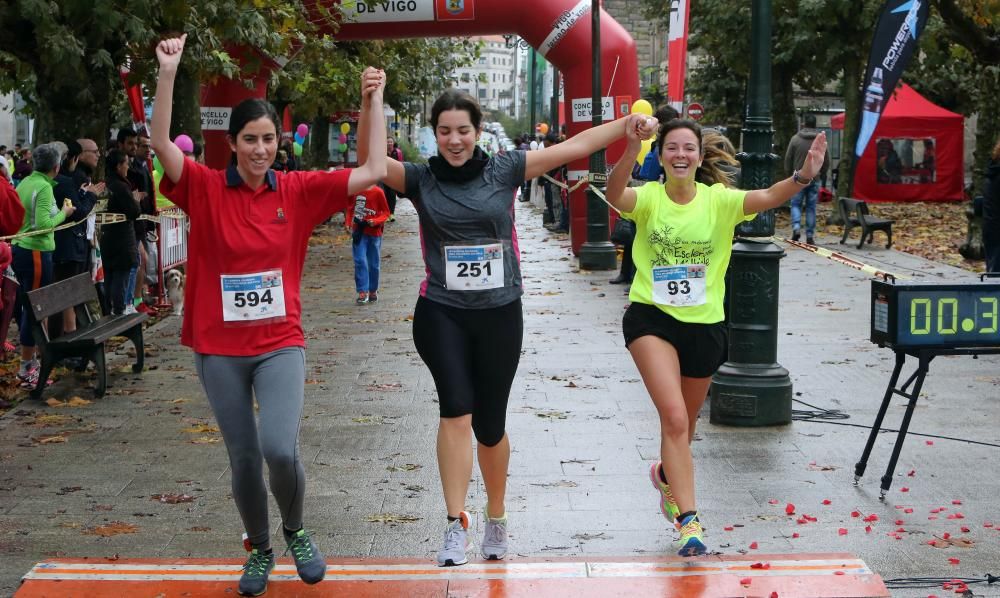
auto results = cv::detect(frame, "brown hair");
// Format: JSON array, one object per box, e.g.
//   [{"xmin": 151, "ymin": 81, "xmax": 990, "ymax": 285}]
[
  {"xmin": 430, "ymin": 89, "xmax": 483, "ymax": 130},
  {"xmin": 698, "ymin": 130, "xmax": 740, "ymax": 188}
]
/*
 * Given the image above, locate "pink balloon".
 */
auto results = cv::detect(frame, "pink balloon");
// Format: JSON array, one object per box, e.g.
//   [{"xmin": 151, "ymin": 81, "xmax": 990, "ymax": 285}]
[
  {"xmin": 174, "ymin": 134, "xmax": 194, "ymax": 153},
  {"xmin": 338, "ymin": 133, "xmax": 347, "ymax": 144},
  {"xmin": 296, "ymin": 123, "xmax": 309, "ymax": 137}
]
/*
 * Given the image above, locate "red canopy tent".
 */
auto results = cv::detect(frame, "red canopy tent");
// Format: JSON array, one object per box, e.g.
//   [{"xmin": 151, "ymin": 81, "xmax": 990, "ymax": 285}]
[{"xmin": 832, "ymin": 83, "xmax": 963, "ymax": 202}]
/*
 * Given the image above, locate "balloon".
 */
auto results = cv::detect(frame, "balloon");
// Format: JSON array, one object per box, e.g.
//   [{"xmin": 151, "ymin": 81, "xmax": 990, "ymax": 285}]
[
  {"xmin": 152, "ymin": 155, "xmax": 163, "ymax": 175},
  {"xmin": 296, "ymin": 123, "xmax": 309, "ymax": 138},
  {"xmin": 338, "ymin": 143, "xmax": 348, "ymax": 153},
  {"xmin": 635, "ymin": 138, "xmax": 653, "ymax": 166},
  {"xmin": 292, "ymin": 142, "xmax": 303, "ymax": 156},
  {"xmin": 338, "ymin": 133, "xmax": 347, "ymax": 144},
  {"xmin": 294, "ymin": 132, "xmax": 304, "ymax": 145},
  {"xmin": 340, "ymin": 122, "xmax": 351, "ymax": 135},
  {"xmin": 631, "ymin": 99, "xmax": 653, "ymax": 116},
  {"xmin": 174, "ymin": 134, "xmax": 194, "ymax": 153},
  {"xmin": 538, "ymin": 123, "xmax": 549, "ymax": 135}
]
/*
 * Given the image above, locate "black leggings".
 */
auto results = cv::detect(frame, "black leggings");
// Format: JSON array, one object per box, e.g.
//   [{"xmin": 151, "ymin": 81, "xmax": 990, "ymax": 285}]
[{"xmin": 412, "ymin": 296, "xmax": 523, "ymax": 447}]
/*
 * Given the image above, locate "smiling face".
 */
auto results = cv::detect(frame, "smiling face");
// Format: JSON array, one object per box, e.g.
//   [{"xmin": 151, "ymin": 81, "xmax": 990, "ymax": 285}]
[
  {"xmin": 435, "ymin": 109, "xmax": 479, "ymax": 167},
  {"xmin": 660, "ymin": 126, "xmax": 702, "ymax": 181},
  {"xmin": 228, "ymin": 117, "xmax": 278, "ymax": 185}
]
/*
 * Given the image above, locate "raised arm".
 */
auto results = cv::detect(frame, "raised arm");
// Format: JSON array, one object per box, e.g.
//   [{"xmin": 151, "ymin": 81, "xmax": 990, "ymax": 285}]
[
  {"xmin": 356, "ymin": 72, "xmax": 405, "ymax": 194},
  {"xmin": 604, "ymin": 116, "xmax": 658, "ymax": 213},
  {"xmin": 743, "ymin": 132, "xmax": 827, "ymax": 215},
  {"xmin": 523, "ymin": 113, "xmax": 657, "ymax": 181},
  {"xmin": 149, "ymin": 35, "xmax": 187, "ymax": 185},
  {"xmin": 348, "ymin": 67, "xmax": 389, "ymax": 195}
]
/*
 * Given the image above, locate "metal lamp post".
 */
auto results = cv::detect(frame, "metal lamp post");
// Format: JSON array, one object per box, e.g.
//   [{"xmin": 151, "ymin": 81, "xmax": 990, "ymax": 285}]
[
  {"xmin": 579, "ymin": 0, "xmax": 617, "ymax": 270},
  {"xmin": 709, "ymin": 0, "xmax": 793, "ymax": 426}
]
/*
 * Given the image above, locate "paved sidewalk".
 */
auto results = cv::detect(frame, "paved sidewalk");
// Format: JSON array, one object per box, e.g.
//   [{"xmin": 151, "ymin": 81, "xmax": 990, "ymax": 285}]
[{"xmin": 1, "ymin": 199, "xmax": 998, "ymax": 597}]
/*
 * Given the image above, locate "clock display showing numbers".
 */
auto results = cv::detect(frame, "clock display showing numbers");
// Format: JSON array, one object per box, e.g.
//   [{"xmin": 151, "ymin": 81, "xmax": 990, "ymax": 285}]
[{"xmin": 871, "ymin": 279, "xmax": 1000, "ymax": 349}]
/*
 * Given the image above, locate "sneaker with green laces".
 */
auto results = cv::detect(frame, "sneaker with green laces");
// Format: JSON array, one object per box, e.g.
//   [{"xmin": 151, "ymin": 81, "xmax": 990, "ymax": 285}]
[
  {"xmin": 283, "ymin": 527, "xmax": 326, "ymax": 584},
  {"xmin": 480, "ymin": 511, "xmax": 508, "ymax": 560},
  {"xmin": 649, "ymin": 461, "xmax": 681, "ymax": 529},
  {"xmin": 436, "ymin": 511, "xmax": 470, "ymax": 566},
  {"xmin": 677, "ymin": 513, "xmax": 707, "ymax": 557},
  {"xmin": 238, "ymin": 548, "xmax": 275, "ymax": 596}
]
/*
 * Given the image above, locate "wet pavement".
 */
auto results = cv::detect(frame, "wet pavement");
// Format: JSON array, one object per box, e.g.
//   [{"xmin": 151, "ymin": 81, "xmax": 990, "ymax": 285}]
[{"xmin": 1, "ymin": 197, "xmax": 998, "ymax": 597}]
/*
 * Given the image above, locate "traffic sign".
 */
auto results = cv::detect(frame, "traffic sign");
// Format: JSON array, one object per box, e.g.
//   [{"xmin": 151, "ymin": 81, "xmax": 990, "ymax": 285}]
[{"xmin": 687, "ymin": 102, "xmax": 704, "ymax": 121}]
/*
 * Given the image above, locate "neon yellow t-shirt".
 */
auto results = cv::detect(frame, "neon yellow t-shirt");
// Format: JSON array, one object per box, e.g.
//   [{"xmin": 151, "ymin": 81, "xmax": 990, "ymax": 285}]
[
  {"xmin": 623, "ymin": 181, "xmax": 754, "ymax": 324},
  {"xmin": 153, "ymin": 170, "xmax": 175, "ymax": 210}
]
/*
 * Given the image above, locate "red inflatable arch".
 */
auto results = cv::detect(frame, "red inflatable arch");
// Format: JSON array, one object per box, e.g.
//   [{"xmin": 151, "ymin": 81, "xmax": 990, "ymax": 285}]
[{"xmin": 200, "ymin": 0, "xmax": 640, "ymax": 254}]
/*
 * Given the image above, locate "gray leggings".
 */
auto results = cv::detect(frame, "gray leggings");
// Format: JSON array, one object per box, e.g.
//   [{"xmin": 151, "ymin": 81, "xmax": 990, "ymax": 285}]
[{"xmin": 195, "ymin": 346, "xmax": 306, "ymax": 548}]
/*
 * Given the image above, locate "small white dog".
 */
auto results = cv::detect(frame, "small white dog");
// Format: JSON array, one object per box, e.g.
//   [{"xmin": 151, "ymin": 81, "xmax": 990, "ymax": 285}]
[{"xmin": 165, "ymin": 268, "xmax": 185, "ymax": 316}]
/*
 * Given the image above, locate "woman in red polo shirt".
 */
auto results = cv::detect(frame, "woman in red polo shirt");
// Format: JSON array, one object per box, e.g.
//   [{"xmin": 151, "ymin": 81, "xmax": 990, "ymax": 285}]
[{"xmin": 150, "ymin": 35, "xmax": 387, "ymax": 596}]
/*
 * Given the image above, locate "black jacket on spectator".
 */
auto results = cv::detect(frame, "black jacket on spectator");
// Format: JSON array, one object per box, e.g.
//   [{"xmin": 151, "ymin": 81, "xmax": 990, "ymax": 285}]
[
  {"xmin": 101, "ymin": 174, "xmax": 139, "ymax": 270},
  {"xmin": 53, "ymin": 173, "xmax": 97, "ymax": 264},
  {"xmin": 127, "ymin": 158, "xmax": 156, "ymax": 237}
]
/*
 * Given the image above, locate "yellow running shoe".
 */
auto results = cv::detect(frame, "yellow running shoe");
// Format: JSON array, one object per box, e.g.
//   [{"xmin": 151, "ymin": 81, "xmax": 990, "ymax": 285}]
[
  {"xmin": 649, "ymin": 461, "xmax": 681, "ymax": 529},
  {"xmin": 677, "ymin": 513, "xmax": 707, "ymax": 557}
]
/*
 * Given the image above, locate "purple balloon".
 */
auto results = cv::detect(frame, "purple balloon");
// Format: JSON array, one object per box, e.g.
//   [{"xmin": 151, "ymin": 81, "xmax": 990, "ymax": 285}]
[
  {"xmin": 338, "ymin": 133, "xmax": 347, "ymax": 144},
  {"xmin": 296, "ymin": 123, "xmax": 309, "ymax": 137},
  {"xmin": 174, "ymin": 134, "xmax": 194, "ymax": 153}
]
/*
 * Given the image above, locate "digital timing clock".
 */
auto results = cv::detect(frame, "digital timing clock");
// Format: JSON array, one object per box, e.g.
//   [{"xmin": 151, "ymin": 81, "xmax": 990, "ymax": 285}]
[{"xmin": 870, "ymin": 278, "xmax": 1000, "ymax": 350}]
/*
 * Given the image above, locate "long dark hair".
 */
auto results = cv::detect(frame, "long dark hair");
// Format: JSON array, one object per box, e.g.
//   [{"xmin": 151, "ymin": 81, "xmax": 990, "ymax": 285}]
[
  {"xmin": 430, "ymin": 89, "xmax": 482, "ymax": 130},
  {"xmin": 106, "ymin": 149, "xmax": 128, "ymax": 179}
]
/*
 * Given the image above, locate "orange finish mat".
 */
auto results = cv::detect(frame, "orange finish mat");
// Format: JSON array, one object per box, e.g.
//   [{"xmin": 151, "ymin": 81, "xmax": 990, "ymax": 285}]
[{"xmin": 16, "ymin": 553, "xmax": 889, "ymax": 597}]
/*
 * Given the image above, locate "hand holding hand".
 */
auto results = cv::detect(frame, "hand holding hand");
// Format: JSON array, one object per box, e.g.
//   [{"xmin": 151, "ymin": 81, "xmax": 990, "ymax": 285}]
[
  {"xmin": 361, "ymin": 67, "xmax": 385, "ymax": 108},
  {"xmin": 156, "ymin": 34, "xmax": 187, "ymax": 71},
  {"xmin": 800, "ymin": 131, "xmax": 827, "ymax": 180}
]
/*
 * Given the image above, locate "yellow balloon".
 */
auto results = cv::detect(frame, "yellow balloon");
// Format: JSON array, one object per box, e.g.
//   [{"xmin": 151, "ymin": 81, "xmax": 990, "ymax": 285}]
[
  {"xmin": 631, "ymin": 99, "xmax": 653, "ymax": 116},
  {"xmin": 538, "ymin": 123, "xmax": 549, "ymax": 135},
  {"xmin": 635, "ymin": 137, "xmax": 653, "ymax": 165},
  {"xmin": 340, "ymin": 122, "xmax": 351, "ymax": 135}
]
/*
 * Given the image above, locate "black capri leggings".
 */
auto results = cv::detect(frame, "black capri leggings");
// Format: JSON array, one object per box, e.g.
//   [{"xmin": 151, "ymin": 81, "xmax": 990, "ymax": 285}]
[{"xmin": 412, "ymin": 295, "xmax": 523, "ymax": 447}]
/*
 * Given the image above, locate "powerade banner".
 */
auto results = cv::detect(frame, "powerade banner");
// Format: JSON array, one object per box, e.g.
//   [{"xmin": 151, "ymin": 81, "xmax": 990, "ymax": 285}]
[{"xmin": 855, "ymin": 0, "xmax": 930, "ymax": 158}]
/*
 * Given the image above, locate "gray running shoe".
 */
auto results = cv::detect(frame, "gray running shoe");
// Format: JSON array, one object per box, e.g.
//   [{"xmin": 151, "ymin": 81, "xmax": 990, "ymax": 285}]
[
  {"xmin": 238, "ymin": 549, "xmax": 275, "ymax": 596},
  {"xmin": 480, "ymin": 513, "xmax": 508, "ymax": 560},
  {"xmin": 283, "ymin": 527, "xmax": 326, "ymax": 584},
  {"xmin": 436, "ymin": 511, "xmax": 470, "ymax": 566}
]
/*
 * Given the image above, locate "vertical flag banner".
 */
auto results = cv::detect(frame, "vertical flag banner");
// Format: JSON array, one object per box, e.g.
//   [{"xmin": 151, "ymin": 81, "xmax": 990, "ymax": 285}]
[
  {"xmin": 119, "ymin": 67, "xmax": 147, "ymax": 134},
  {"xmin": 666, "ymin": 0, "xmax": 691, "ymax": 113},
  {"xmin": 855, "ymin": 0, "xmax": 930, "ymax": 159}
]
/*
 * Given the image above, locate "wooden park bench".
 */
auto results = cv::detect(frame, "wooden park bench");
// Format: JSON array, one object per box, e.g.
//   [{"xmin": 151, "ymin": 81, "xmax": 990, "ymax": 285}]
[
  {"xmin": 838, "ymin": 197, "xmax": 894, "ymax": 249},
  {"xmin": 26, "ymin": 273, "xmax": 147, "ymax": 400}
]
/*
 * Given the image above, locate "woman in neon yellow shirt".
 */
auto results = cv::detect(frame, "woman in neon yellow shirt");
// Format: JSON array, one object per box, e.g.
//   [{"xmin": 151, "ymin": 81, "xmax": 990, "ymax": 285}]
[{"xmin": 605, "ymin": 119, "xmax": 826, "ymax": 556}]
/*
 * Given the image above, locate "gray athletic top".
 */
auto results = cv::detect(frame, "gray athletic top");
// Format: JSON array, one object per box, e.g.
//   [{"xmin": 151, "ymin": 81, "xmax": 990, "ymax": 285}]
[{"xmin": 404, "ymin": 150, "xmax": 526, "ymax": 310}]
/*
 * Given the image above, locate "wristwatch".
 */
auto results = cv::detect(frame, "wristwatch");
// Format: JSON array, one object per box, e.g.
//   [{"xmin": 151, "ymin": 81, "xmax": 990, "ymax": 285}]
[{"xmin": 792, "ymin": 170, "xmax": 813, "ymax": 186}]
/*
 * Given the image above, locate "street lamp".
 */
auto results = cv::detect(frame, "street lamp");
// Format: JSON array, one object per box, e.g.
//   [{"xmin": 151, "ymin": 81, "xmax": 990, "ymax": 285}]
[
  {"xmin": 579, "ymin": 0, "xmax": 617, "ymax": 270},
  {"xmin": 709, "ymin": 0, "xmax": 793, "ymax": 426}
]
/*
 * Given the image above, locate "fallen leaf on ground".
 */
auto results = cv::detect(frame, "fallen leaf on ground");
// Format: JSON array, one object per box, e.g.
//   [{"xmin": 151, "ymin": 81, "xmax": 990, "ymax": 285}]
[
  {"xmin": 151, "ymin": 493, "xmax": 196, "ymax": 504},
  {"xmin": 84, "ymin": 522, "xmax": 138, "ymax": 537},
  {"xmin": 364, "ymin": 513, "xmax": 421, "ymax": 524}
]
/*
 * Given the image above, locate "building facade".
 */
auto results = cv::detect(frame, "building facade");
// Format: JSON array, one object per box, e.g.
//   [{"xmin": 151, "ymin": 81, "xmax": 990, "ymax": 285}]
[{"xmin": 454, "ymin": 36, "xmax": 518, "ymax": 116}]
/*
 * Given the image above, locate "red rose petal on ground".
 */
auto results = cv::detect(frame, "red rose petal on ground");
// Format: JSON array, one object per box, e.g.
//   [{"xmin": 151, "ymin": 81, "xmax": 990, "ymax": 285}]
[
  {"xmin": 851, "ymin": 511, "xmax": 861, "ymax": 518},
  {"xmin": 768, "ymin": 499, "xmax": 779, "ymax": 505},
  {"xmin": 864, "ymin": 514, "xmax": 879, "ymax": 522},
  {"xmin": 770, "ymin": 593, "xmax": 779, "ymax": 598},
  {"xmin": 797, "ymin": 517, "xmax": 808, "ymax": 524},
  {"xmin": 895, "ymin": 519, "xmax": 905, "ymax": 525},
  {"xmin": 901, "ymin": 487, "xmax": 909, "ymax": 492},
  {"xmin": 942, "ymin": 532, "xmax": 951, "ymax": 539},
  {"xmin": 749, "ymin": 541, "xmax": 758, "ymax": 549},
  {"xmin": 834, "ymin": 570, "xmax": 845, "ymax": 575},
  {"xmin": 928, "ymin": 539, "xmax": 937, "ymax": 546},
  {"xmin": 907, "ymin": 469, "xmax": 915, "ymax": 477},
  {"xmin": 926, "ymin": 440, "xmax": 934, "ymax": 445},
  {"xmin": 985, "ymin": 522, "xmax": 994, "ymax": 528},
  {"xmin": 740, "ymin": 577, "xmax": 752, "ymax": 585},
  {"xmin": 751, "ymin": 562, "xmax": 770, "ymax": 569},
  {"xmin": 948, "ymin": 557, "xmax": 960, "ymax": 565},
  {"xmin": 785, "ymin": 503, "xmax": 796, "ymax": 515},
  {"xmin": 951, "ymin": 500, "xmax": 962, "ymax": 505},
  {"xmin": 724, "ymin": 526, "xmax": 734, "ymax": 531},
  {"xmin": 905, "ymin": 507, "xmax": 914, "ymax": 513},
  {"xmin": 804, "ymin": 515, "xmax": 817, "ymax": 522},
  {"xmin": 896, "ymin": 527, "xmax": 906, "ymax": 533},
  {"xmin": 865, "ymin": 525, "xmax": 872, "ymax": 534},
  {"xmin": 961, "ymin": 526, "xmax": 970, "ymax": 533},
  {"xmin": 838, "ymin": 528, "xmax": 848, "ymax": 535},
  {"xmin": 791, "ymin": 532, "xmax": 800, "ymax": 538},
  {"xmin": 931, "ymin": 507, "xmax": 945, "ymax": 513},
  {"xmin": 822, "ymin": 499, "xmax": 831, "ymax": 505},
  {"xmin": 954, "ymin": 512, "xmax": 965, "ymax": 519}
]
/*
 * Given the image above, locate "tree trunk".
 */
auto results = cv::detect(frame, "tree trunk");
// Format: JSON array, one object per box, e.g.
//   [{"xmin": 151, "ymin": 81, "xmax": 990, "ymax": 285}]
[
  {"xmin": 171, "ymin": 61, "xmax": 204, "ymax": 145},
  {"xmin": 772, "ymin": 65, "xmax": 797, "ymax": 179},
  {"xmin": 310, "ymin": 114, "xmax": 330, "ymax": 170},
  {"xmin": 973, "ymin": 68, "xmax": 1000, "ymax": 194}
]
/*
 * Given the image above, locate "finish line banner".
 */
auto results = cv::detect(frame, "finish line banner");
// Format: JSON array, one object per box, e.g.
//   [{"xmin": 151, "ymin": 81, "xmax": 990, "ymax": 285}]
[{"xmin": 855, "ymin": 0, "xmax": 930, "ymax": 159}]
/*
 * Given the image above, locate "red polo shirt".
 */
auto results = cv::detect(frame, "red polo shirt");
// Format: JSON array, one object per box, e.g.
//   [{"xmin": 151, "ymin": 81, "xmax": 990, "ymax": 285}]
[{"xmin": 160, "ymin": 159, "xmax": 351, "ymax": 356}]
